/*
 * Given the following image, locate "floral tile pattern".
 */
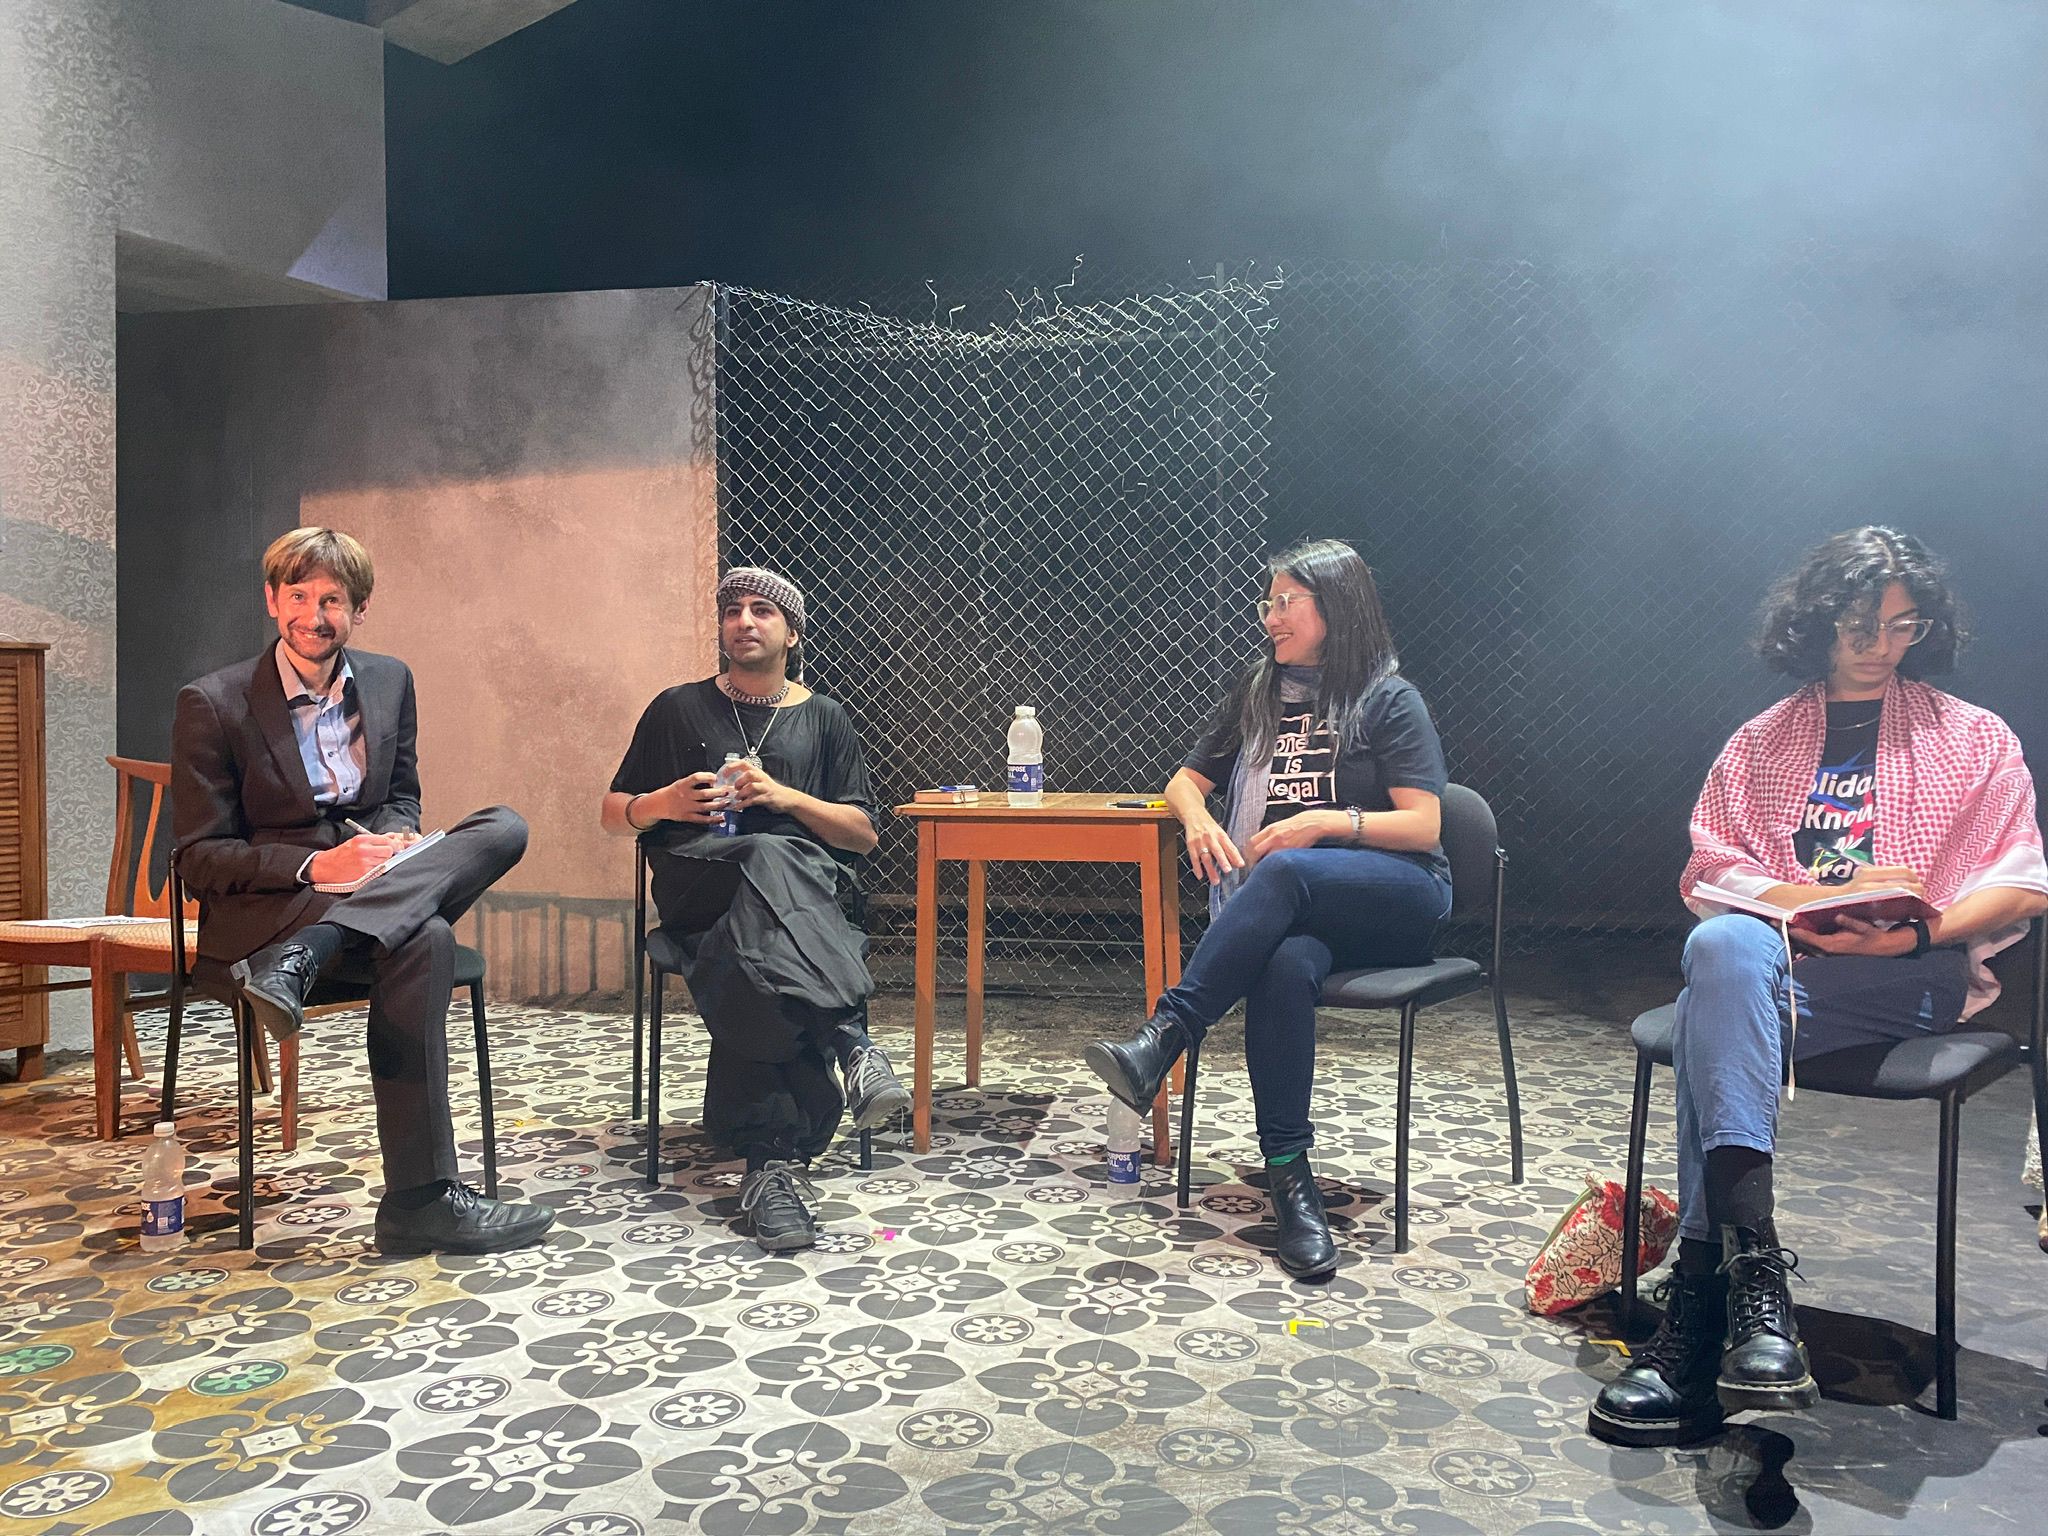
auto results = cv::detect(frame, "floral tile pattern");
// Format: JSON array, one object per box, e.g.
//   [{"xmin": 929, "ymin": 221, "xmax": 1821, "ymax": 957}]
[{"xmin": 1, "ymin": 993, "xmax": 2045, "ymax": 1534}]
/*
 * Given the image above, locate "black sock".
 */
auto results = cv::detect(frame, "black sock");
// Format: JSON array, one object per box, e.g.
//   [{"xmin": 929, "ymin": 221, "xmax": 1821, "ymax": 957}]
[
  {"xmin": 387, "ymin": 1179, "xmax": 453, "ymax": 1210},
  {"xmin": 1677, "ymin": 1236, "xmax": 1720, "ymax": 1275},
  {"xmin": 283, "ymin": 922, "xmax": 349, "ymax": 971},
  {"xmin": 1704, "ymin": 1146, "xmax": 1774, "ymax": 1234}
]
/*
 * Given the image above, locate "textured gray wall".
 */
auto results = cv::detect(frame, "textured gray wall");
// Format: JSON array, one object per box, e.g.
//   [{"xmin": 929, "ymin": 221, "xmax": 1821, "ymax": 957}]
[
  {"xmin": 118, "ymin": 287, "xmax": 720, "ymax": 992},
  {"xmin": 1, "ymin": 2, "xmax": 132, "ymax": 1049},
  {"xmin": 122, "ymin": 0, "xmax": 385, "ymax": 301},
  {"xmin": 1, "ymin": 0, "xmax": 384, "ymax": 1050}
]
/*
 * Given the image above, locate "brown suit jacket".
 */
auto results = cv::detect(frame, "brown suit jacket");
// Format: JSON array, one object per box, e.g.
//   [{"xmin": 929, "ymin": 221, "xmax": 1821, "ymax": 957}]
[{"xmin": 171, "ymin": 644, "xmax": 420, "ymax": 962}]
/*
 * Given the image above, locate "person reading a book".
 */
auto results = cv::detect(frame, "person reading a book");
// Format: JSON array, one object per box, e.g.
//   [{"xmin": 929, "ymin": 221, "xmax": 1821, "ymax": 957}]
[
  {"xmin": 1590, "ymin": 526, "xmax": 2047, "ymax": 1447},
  {"xmin": 172, "ymin": 528, "xmax": 553, "ymax": 1256},
  {"xmin": 1083, "ymin": 539, "xmax": 1453, "ymax": 1279},
  {"xmin": 600, "ymin": 566, "xmax": 906, "ymax": 1253}
]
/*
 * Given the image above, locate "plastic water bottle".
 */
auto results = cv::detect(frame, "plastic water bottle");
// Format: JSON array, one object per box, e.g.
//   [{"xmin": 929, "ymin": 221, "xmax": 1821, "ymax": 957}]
[
  {"xmin": 1106, "ymin": 1100, "xmax": 1143, "ymax": 1188},
  {"xmin": 1006, "ymin": 706, "xmax": 1043, "ymax": 806},
  {"xmin": 140, "ymin": 1121, "xmax": 187, "ymax": 1252},
  {"xmin": 713, "ymin": 752, "xmax": 746, "ymax": 837}
]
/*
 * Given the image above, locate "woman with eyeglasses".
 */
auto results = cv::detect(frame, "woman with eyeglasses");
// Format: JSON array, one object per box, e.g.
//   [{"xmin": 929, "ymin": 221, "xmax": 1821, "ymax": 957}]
[
  {"xmin": 1589, "ymin": 526, "xmax": 2047, "ymax": 1448},
  {"xmin": 1085, "ymin": 538, "xmax": 1453, "ymax": 1278}
]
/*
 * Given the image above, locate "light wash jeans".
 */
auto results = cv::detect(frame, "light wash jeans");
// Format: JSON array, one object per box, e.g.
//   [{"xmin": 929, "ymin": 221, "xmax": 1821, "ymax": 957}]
[{"xmin": 1670, "ymin": 913, "xmax": 1971, "ymax": 1239}]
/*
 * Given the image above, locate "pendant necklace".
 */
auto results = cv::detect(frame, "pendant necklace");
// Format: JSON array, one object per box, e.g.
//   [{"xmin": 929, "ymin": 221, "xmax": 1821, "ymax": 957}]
[{"xmin": 723, "ymin": 675, "xmax": 791, "ymax": 763}]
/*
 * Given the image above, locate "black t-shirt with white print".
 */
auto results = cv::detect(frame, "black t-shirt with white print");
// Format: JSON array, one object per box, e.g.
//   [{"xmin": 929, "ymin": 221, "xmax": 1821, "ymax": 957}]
[
  {"xmin": 1183, "ymin": 674, "xmax": 1451, "ymax": 883},
  {"xmin": 1794, "ymin": 699, "xmax": 1881, "ymax": 884}
]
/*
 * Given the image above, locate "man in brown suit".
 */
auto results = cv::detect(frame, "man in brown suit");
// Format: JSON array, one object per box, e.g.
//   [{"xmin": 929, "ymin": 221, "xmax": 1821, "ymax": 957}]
[{"xmin": 172, "ymin": 528, "xmax": 552, "ymax": 1256}]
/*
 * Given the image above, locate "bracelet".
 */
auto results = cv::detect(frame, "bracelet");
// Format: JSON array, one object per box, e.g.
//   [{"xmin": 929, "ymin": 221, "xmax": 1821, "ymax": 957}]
[
  {"xmin": 624, "ymin": 793, "xmax": 652, "ymax": 833},
  {"xmin": 1345, "ymin": 805, "xmax": 1363, "ymax": 842}
]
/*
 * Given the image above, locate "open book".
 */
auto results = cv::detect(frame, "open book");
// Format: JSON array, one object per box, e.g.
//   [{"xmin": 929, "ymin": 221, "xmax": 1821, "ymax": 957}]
[
  {"xmin": 314, "ymin": 829, "xmax": 446, "ymax": 894},
  {"xmin": 1691, "ymin": 880, "xmax": 1939, "ymax": 934}
]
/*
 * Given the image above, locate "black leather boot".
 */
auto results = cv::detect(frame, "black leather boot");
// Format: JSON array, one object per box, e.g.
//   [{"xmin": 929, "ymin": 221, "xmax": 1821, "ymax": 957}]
[
  {"xmin": 1083, "ymin": 1014, "xmax": 1190, "ymax": 1114},
  {"xmin": 1264, "ymin": 1154, "xmax": 1338, "ymax": 1279},
  {"xmin": 1587, "ymin": 1267, "xmax": 1729, "ymax": 1445},
  {"xmin": 1717, "ymin": 1221, "xmax": 1818, "ymax": 1412}
]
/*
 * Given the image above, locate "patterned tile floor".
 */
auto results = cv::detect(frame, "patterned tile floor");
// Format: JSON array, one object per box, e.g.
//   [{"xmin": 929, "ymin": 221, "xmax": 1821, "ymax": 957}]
[{"xmin": 2, "ymin": 990, "xmax": 2045, "ymax": 1535}]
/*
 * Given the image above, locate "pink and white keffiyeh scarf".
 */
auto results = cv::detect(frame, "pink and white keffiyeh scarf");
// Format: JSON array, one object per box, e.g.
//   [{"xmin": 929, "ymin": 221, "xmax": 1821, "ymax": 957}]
[{"xmin": 1685, "ymin": 676, "xmax": 2047, "ymax": 1018}]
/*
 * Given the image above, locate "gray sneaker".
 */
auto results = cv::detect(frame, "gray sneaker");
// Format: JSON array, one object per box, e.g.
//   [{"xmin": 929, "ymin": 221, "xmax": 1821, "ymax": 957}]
[
  {"xmin": 737, "ymin": 1161, "xmax": 820, "ymax": 1252},
  {"xmin": 844, "ymin": 1039, "xmax": 911, "ymax": 1130}
]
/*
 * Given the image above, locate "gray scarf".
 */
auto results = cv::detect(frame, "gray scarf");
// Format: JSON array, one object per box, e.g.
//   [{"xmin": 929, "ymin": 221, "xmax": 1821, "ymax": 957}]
[{"xmin": 1212, "ymin": 665, "xmax": 1323, "ymax": 915}]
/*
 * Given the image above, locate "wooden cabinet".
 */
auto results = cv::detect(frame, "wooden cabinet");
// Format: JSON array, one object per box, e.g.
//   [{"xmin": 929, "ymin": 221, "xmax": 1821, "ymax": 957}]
[{"xmin": 0, "ymin": 642, "xmax": 50, "ymax": 1078}]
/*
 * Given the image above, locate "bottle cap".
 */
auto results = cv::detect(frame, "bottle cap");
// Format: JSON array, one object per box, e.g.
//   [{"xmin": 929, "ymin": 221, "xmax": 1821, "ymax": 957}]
[
  {"xmin": 153, "ymin": 1121, "xmax": 175, "ymax": 1136},
  {"xmin": 1014, "ymin": 705, "xmax": 1036, "ymax": 717}
]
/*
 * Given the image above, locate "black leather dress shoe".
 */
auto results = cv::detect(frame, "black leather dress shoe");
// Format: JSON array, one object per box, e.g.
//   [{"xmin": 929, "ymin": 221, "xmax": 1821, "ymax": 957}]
[
  {"xmin": 229, "ymin": 940, "xmax": 326, "ymax": 1043},
  {"xmin": 1265, "ymin": 1154, "xmax": 1339, "ymax": 1280},
  {"xmin": 1083, "ymin": 1014, "xmax": 1190, "ymax": 1114},
  {"xmin": 374, "ymin": 1183, "xmax": 555, "ymax": 1256},
  {"xmin": 1717, "ymin": 1222, "xmax": 1818, "ymax": 1412}
]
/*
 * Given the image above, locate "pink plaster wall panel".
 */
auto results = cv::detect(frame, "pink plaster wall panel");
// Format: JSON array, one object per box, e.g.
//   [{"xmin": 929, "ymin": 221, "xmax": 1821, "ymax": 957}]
[{"xmin": 304, "ymin": 460, "xmax": 717, "ymax": 904}]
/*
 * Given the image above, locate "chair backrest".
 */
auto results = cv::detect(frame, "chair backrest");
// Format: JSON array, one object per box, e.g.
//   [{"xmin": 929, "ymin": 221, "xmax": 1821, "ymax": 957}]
[
  {"xmin": 1976, "ymin": 917, "xmax": 2046, "ymax": 1056},
  {"xmin": 1438, "ymin": 782, "xmax": 1503, "ymax": 919},
  {"xmin": 105, "ymin": 756, "xmax": 191, "ymax": 919}
]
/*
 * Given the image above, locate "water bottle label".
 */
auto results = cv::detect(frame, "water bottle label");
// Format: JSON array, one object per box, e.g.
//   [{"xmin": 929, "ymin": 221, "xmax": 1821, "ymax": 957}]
[
  {"xmin": 1007, "ymin": 763, "xmax": 1043, "ymax": 795},
  {"xmin": 142, "ymin": 1197, "xmax": 184, "ymax": 1237},
  {"xmin": 1105, "ymin": 1150, "xmax": 1141, "ymax": 1184}
]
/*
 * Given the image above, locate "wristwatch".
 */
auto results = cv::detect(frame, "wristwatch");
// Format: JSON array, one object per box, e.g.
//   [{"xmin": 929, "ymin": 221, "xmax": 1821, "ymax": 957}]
[
  {"xmin": 1345, "ymin": 806, "xmax": 1364, "ymax": 842},
  {"xmin": 1905, "ymin": 917, "xmax": 1931, "ymax": 956}
]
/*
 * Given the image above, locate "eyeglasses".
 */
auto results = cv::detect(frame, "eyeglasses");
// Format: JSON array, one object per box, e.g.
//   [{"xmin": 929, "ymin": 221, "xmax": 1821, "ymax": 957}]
[
  {"xmin": 1835, "ymin": 616, "xmax": 1933, "ymax": 650},
  {"xmin": 1256, "ymin": 592, "xmax": 1314, "ymax": 622}
]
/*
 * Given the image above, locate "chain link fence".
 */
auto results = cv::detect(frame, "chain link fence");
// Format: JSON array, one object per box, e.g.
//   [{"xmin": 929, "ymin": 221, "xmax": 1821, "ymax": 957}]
[
  {"xmin": 714, "ymin": 281, "xmax": 1277, "ymax": 999},
  {"xmin": 716, "ymin": 253, "xmax": 1953, "ymax": 996}
]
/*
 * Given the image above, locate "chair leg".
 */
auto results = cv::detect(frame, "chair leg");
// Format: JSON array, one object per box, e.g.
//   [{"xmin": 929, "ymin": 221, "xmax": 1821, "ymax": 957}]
[
  {"xmin": 1394, "ymin": 1001, "xmax": 1417, "ymax": 1254},
  {"xmin": 252, "ymin": 1029, "xmax": 275, "ymax": 1097},
  {"xmin": 645, "ymin": 970, "xmax": 664, "ymax": 1188},
  {"xmin": 631, "ymin": 936, "xmax": 645, "ymax": 1120},
  {"xmin": 1935, "ymin": 1091, "xmax": 1960, "ymax": 1421},
  {"xmin": 859, "ymin": 1127, "xmax": 874, "ymax": 1171},
  {"xmin": 279, "ymin": 1035, "xmax": 299, "ymax": 1153},
  {"xmin": 118, "ymin": 978, "xmax": 145, "ymax": 1081},
  {"xmin": 236, "ymin": 1002, "xmax": 256, "ymax": 1251},
  {"xmin": 1492, "ymin": 975, "xmax": 1524, "ymax": 1184},
  {"xmin": 1177, "ymin": 1039, "xmax": 1201, "ymax": 1211},
  {"xmin": 1620, "ymin": 1051, "xmax": 1654, "ymax": 1334},
  {"xmin": 161, "ymin": 987, "xmax": 184, "ymax": 1122},
  {"xmin": 472, "ymin": 984, "xmax": 498, "ymax": 1201}
]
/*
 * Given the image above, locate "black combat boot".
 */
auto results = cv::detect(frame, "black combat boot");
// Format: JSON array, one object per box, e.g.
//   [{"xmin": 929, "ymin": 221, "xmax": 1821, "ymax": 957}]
[
  {"xmin": 1587, "ymin": 1267, "xmax": 1729, "ymax": 1446},
  {"xmin": 1717, "ymin": 1221, "xmax": 1818, "ymax": 1413}
]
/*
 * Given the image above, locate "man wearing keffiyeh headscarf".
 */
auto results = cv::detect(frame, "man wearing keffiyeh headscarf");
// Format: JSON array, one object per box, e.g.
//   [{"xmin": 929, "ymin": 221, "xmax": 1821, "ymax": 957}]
[
  {"xmin": 1589, "ymin": 527, "xmax": 2048, "ymax": 1449},
  {"xmin": 599, "ymin": 565, "xmax": 907, "ymax": 1253}
]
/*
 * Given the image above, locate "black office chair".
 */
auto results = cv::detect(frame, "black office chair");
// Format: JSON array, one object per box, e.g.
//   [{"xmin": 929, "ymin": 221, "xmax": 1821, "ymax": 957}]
[
  {"xmin": 632, "ymin": 834, "xmax": 873, "ymax": 1187},
  {"xmin": 166, "ymin": 851, "xmax": 500, "ymax": 1249},
  {"xmin": 1173, "ymin": 783, "xmax": 1525, "ymax": 1252},
  {"xmin": 1617, "ymin": 918, "xmax": 2048, "ymax": 1420}
]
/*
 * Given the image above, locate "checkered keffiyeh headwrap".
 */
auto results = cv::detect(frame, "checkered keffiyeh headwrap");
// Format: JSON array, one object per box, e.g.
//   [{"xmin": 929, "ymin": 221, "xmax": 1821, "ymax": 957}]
[
  {"xmin": 716, "ymin": 567, "xmax": 806, "ymax": 637},
  {"xmin": 1683, "ymin": 677, "xmax": 2045, "ymax": 911}
]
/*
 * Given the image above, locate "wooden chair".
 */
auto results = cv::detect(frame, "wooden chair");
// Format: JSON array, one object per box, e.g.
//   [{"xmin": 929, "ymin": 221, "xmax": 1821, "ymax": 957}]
[{"xmin": 0, "ymin": 757, "xmax": 200, "ymax": 1135}]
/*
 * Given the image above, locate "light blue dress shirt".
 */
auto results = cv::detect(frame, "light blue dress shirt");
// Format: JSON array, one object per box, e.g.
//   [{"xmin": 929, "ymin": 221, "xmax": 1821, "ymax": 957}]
[{"xmin": 276, "ymin": 641, "xmax": 366, "ymax": 808}]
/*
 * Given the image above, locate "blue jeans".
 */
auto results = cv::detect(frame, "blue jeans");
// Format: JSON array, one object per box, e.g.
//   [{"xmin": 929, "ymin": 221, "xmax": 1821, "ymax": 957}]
[
  {"xmin": 1670, "ymin": 913, "xmax": 1972, "ymax": 1240},
  {"xmin": 1154, "ymin": 846, "xmax": 1453, "ymax": 1159}
]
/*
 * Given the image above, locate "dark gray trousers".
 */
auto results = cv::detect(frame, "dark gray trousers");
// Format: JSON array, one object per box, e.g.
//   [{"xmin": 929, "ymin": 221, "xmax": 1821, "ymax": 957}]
[{"xmin": 312, "ymin": 805, "xmax": 528, "ymax": 1190}]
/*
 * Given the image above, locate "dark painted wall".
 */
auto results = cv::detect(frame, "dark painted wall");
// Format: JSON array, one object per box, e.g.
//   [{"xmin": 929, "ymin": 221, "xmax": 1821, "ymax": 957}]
[
  {"xmin": 383, "ymin": 3, "xmax": 2048, "ymax": 907},
  {"xmin": 387, "ymin": 1, "xmax": 2047, "ymax": 294}
]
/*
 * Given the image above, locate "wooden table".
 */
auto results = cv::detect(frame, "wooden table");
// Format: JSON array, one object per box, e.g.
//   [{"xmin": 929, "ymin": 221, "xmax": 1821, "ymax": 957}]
[{"xmin": 894, "ymin": 793, "xmax": 1184, "ymax": 1158}]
